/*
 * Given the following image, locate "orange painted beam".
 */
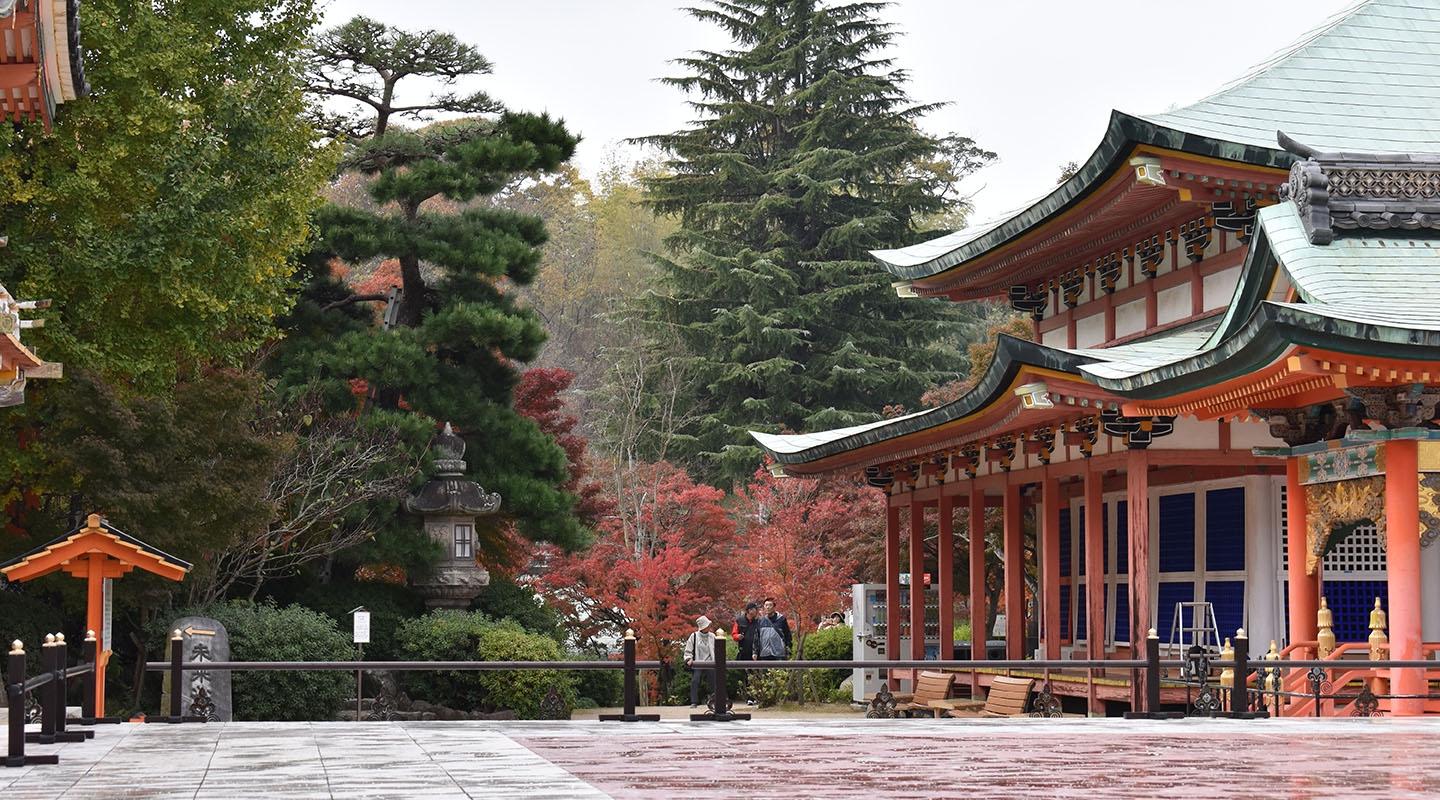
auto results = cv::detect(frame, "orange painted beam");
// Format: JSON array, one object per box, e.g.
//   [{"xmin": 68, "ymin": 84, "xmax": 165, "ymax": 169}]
[
  {"xmin": 1386, "ymin": 440, "xmax": 1423, "ymax": 715},
  {"xmin": 1126, "ymin": 447, "xmax": 1151, "ymax": 710},
  {"xmin": 968, "ymin": 483, "xmax": 986, "ymax": 697},
  {"xmin": 1286, "ymin": 458, "xmax": 1318, "ymax": 647},
  {"xmin": 1084, "ymin": 465, "xmax": 1105, "ymax": 714},
  {"xmin": 885, "ymin": 505, "xmax": 901, "ymax": 690},
  {"xmin": 909, "ymin": 502, "xmax": 926, "ymax": 662},
  {"xmin": 1003, "ymin": 481, "xmax": 1024, "ymax": 660},
  {"xmin": 937, "ymin": 494, "xmax": 955, "ymax": 662},
  {"xmin": 4, "ymin": 533, "xmax": 187, "ymax": 582},
  {"xmin": 1041, "ymin": 475, "xmax": 1061, "ymax": 660}
]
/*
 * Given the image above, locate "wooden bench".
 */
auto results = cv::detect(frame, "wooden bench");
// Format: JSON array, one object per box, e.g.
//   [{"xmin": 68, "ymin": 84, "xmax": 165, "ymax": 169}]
[
  {"xmin": 979, "ymin": 676, "xmax": 1035, "ymax": 717},
  {"xmin": 892, "ymin": 671, "xmax": 957, "ymax": 717}
]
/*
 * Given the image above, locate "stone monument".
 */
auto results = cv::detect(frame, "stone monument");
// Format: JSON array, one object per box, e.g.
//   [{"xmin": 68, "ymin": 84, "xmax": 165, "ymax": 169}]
[
  {"xmin": 406, "ymin": 423, "xmax": 502, "ymax": 608},
  {"xmin": 160, "ymin": 616, "xmax": 232, "ymax": 721}
]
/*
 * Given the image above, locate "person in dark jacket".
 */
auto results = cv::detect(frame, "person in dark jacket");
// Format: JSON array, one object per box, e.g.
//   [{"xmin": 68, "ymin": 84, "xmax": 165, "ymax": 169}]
[
  {"xmin": 754, "ymin": 598, "xmax": 792, "ymax": 661},
  {"xmin": 731, "ymin": 602, "xmax": 761, "ymax": 705},
  {"xmin": 732, "ymin": 602, "xmax": 761, "ymax": 660}
]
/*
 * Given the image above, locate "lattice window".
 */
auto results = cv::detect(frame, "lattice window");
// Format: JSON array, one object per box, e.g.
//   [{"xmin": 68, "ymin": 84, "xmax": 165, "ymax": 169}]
[{"xmin": 1323, "ymin": 523, "xmax": 1387, "ymax": 576}]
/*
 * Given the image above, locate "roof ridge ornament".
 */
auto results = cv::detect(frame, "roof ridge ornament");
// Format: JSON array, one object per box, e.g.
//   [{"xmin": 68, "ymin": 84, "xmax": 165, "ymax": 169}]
[{"xmin": 1277, "ymin": 130, "xmax": 1440, "ymax": 246}]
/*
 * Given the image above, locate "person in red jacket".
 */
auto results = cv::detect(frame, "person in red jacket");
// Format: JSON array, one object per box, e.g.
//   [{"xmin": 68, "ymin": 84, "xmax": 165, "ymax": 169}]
[{"xmin": 731, "ymin": 602, "xmax": 760, "ymax": 705}]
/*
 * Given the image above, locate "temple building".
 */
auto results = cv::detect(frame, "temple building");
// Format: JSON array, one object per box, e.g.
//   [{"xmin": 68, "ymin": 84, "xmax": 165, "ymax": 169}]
[
  {"xmin": 751, "ymin": 0, "xmax": 1440, "ymax": 715},
  {"xmin": 0, "ymin": 0, "xmax": 88, "ymax": 128}
]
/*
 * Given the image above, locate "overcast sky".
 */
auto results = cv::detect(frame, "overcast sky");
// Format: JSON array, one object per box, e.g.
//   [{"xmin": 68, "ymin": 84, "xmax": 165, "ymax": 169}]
[{"xmin": 319, "ymin": 0, "xmax": 1360, "ymax": 222}]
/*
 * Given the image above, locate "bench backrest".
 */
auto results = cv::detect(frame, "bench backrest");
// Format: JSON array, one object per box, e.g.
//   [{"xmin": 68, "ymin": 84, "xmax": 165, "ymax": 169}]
[
  {"xmin": 913, "ymin": 670, "xmax": 955, "ymax": 703},
  {"xmin": 982, "ymin": 676, "xmax": 1034, "ymax": 716}
]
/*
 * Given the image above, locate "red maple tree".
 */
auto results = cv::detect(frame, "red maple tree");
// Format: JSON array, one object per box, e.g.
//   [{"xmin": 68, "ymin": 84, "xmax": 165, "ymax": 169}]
[
  {"xmin": 538, "ymin": 461, "xmax": 737, "ymax": 669},
  {"xmin": 733, "ymin": 466, "xmax": 875, "ymax": 656}
]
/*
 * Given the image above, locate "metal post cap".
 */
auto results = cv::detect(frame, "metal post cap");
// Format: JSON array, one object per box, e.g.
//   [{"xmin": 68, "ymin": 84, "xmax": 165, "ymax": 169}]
[
  {"xmin": 43, "ymin": 633, "xmax": 55, "ymax": 646},
  {"xmin": 9, "ymin": 640, "xmax": 22, "ymax": 654},
  {"xmin": 171, "ymin": 629, "xmax": 183, "ymax": 640},
  {"xmin": 54, "ymin": 633, "xmax": 64, "ymax": 644},
  {"xmin": 716, "ymin": 628, "xmax": 729, "ymax": 641},
  {"xmin": 1147, "ymin": 628, "xmax": 1158, "ymax": 639},
  {"xmin": 624, "ymin": 629, "xmax": 635, "ymax": 640},
  {"xmin": 85, "ymin": 630, "xmax": 96, "ymax": 641},
  {"xmin": 1235, "ymin": 628, "xmax": 1247, "ymax": 638}
]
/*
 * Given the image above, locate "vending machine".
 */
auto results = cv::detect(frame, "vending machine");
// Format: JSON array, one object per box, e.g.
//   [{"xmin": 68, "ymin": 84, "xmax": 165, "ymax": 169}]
[{"xmin": 851, "ymin": 579, "xmax": 940, "ymax": 701}]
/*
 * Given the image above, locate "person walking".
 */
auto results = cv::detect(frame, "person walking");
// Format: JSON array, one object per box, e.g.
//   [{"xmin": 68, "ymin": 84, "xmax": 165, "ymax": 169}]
[
  {"xmin": 684, "ymin": 615, "xmax": 716, "ymax": 708},
  {"xmin": 754, "ymin": 598, "xmax": 792, "ymax": 661},
  {"xmin": 732, "ymin": 602, "xmax": 761, "ymax": 705}
]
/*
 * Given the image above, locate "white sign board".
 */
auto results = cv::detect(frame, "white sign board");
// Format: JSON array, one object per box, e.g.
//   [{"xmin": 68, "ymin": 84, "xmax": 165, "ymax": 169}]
[
  {"xmin": 352, "ymin": 610, "xmax": 371, "ymax": 644},
  {"xmin": 102, "ymin": 578, "xmax": 114, "ymax": 651}
]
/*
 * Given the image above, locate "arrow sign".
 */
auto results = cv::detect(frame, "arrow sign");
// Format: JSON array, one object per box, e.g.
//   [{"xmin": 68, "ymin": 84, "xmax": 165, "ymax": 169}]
[{"xmin": 183, "ymin": 626, "xmax": 216, "ymax": 637}]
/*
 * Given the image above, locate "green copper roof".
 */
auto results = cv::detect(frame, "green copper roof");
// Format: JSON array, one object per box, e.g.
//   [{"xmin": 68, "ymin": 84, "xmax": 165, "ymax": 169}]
[
  {"xmin": 872, "ymin": 0, "xmax": 1440, "ymax": 281},
  {"xmin": 752, "ymin": 204, "xmax": 1440, "ymax": 465},
  {"xmin": 1145, "ymin": 0, "xmax": 1440, "ymax": 155}
]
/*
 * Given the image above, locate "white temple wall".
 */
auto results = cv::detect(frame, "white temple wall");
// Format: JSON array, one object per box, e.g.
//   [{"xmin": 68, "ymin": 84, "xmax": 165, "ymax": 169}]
[
  {"xmin": 1203, "ymin": 265, "xmax": 1242, "ymax": 312},
  {"xmin": 1156, "ymin": 284, "xmax": 1190, "ymax": 326},
  {"xmin": 1074, "ymin": 313, "xmax": 1105, "ymax": 349}
]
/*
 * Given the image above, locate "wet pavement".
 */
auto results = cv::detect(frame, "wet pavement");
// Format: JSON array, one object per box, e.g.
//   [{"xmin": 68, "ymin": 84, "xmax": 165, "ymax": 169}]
[{"xmin": 3, "ymin": 717, "xmax": 1439, "ymax": 798}]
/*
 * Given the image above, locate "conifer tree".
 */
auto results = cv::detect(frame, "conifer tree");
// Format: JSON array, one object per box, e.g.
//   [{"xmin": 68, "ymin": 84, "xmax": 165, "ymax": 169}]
[
  {"xmin": 288, "ymin": 18, "xmax": 587, "ymax": 552},
  {"xmin": 637, "ymin": 0, "xmax": 995, "ymax": 484}
]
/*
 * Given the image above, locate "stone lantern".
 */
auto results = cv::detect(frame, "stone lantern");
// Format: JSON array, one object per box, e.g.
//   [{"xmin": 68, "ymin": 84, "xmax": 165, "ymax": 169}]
[{"xmin": 406, "ymin": 423, "xmax": 501, "ymax": 608}]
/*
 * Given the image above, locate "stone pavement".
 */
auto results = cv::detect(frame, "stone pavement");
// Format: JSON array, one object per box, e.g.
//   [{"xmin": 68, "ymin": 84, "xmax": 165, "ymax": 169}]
[{"xmin": 4, "ymin": 717, "xmax": 1440, "ymax": 799}]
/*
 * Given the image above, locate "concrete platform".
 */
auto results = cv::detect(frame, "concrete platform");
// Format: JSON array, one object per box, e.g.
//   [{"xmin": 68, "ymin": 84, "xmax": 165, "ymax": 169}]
[{"xmin": 4, "ymin": 717, "xmax": 1440, "ymax": 798}]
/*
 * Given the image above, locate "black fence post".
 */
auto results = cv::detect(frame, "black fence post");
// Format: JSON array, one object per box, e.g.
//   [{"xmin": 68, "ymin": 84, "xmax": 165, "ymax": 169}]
[
  {"xmin": 170, "ymin": 630, "xmax": 184, "ymax": 721},
  {"xmin": 1124, "ymin": 628, "xmax": 1180, "ymax": 720},
  {"xmin": 1231, "ymin": 631, "xmax": 1250, "ymax": 715},
  {"xmin": 35, "ymin": 635, "xmax": 58, "ymax": 745},
  {"xmin": 690, "ymin": 628, "xmax": 749, "ymax": 722},
  {"xmin": 600, "ymin": 629, "xmax": 659, "ymax": 722},
  {"xmin": 3, "ymin": 639, "xmax": 49, "ymax": 768},
  {"xmin": 49, "ymin": 634, "xmax": 90, "ymax": 742},
  {"xmin": 1146, "ymin": 629, "xmax": 1161, "ymax": 714}
]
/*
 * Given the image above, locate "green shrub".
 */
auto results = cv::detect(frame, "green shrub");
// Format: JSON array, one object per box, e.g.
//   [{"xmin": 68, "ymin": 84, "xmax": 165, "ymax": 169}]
[
  {"xmin": 163, "ymin": 601, "xmax": 354, "ymax": 721},
  {"xmin": 801, "ymin": 625, "xmax": 852, "ymax": 693},
  {"xmin": 395, "ymin": 610, "xmax": 577, "ymax": 718},
  {"xmin": 954, "ymin": 622, "xmax": 973, "ymax": 644},
  {"xmin": 570, "ymin": 652, "xmax": 623, "ymax": 707},
  {"xmin": 476, "ymin": 624, "xmax": 576, "ymax": 719},
  {"xmin": 472, "ymin": 575, "xmax": 562, "ymax": 640},
  {"xmin": 297, "ymin": 579, "xmax": 424, "ymax": 660},
  {"xmin": 748, "ymin": 669, "xmax": 793, "ymax": 708},
  {"xmin": 395, "ymin": 609, "xmax": 492, "ymax": 709}
]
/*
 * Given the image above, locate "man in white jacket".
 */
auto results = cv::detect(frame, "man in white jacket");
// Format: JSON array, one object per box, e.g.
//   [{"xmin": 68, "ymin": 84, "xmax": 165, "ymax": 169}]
[{"xmin": 684, "ymin": 615, "xmax": 716, "ymax": 708}]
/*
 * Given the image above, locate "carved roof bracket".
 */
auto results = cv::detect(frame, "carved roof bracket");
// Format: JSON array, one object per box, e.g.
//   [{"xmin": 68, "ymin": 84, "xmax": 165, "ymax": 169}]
[{"xmin": 1278, "ymin": 131, "xmax": 1440, "ymax": 245}]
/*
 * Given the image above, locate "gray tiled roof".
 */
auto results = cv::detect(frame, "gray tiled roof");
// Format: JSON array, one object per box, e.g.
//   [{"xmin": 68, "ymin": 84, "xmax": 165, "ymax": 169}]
[
  {"xmin": 872, "ymin": 0, "xmax": 1440, "ymax": 277},
  {"xmin": 1146, "ymin": 0, "xmax": 1440, "ymax": 155}
]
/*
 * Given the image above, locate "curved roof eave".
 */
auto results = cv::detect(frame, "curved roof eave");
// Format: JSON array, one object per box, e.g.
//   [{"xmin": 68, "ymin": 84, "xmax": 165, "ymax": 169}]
[
  {"xmin": 751, "ymin": 336, "xmax": 1096, "ymax": 466},
  {"xmin": 871, "ymin": 110, "xmax": 1294, "ymax": 282},
  {"xmin": 1092, "ymin": 302, "xmax": 1440, "ymax": 400}
]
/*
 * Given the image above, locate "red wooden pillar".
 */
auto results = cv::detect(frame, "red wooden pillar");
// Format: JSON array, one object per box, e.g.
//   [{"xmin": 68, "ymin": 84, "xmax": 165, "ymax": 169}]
[
  {"xmin": 886, "ymin": 503, "xmax": 901, "ymax": 690},
  {"xmin": 910, "ymin": 502, "xmax": 927, "ymax": 665},
  {"xmin": 1286, "ymin": 457, "xmax": 1318, "ymax": 647},
  {"xmin": 1084, "ymin": 465, "xmax": 1105, "ymax": 713},
  {"xmin": 1386, "ymin": 440, "xmax": 1423, "ymax": 715},
  {"xmin": 85, "ymin": 553, "xmax": 107, "ymax": 715},
  {"xmin": 938, "ymin": 494, "xmax": 955, "ymax": 662},
  {"xmin": 1041, "ymin": 475, "xmax": 1061, "ymax": 660},
  {"xmin": 968, "ymin": 483, "xmax": 986, "ymax": 696},
  {"xmin": 1127, "ymin": 447, "xmax": 1152, "ymax": 710},
  {"xmin": 1003, "ymin": 480, "xmax": 1024, "ymax": 660}
]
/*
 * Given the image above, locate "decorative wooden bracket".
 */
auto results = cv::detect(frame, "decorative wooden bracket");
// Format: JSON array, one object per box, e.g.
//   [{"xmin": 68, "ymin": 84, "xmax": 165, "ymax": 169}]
[{"xmin": 1100, "ymin": 409, "xmax": 1175, "ymax": 449}]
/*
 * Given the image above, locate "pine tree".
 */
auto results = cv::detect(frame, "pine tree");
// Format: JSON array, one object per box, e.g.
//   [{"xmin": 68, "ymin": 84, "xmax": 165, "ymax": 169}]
[
  {"xmin": 636, "ymin": 0, "xmax": 995, "ymax": 484},
  {"xmin": 289, "ymin": 18, "xmax": 587, "ymax": 552}
]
